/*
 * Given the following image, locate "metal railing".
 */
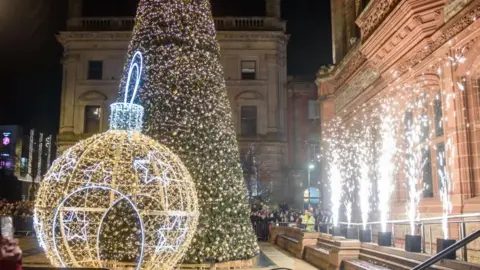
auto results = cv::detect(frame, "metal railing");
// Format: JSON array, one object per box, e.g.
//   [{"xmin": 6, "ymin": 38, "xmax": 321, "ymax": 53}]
[
  {"xmin": 331, "ymin": 213, "xmax": 480, "ymax": 262},
  {"xmin": 412, "ymin": 229, "xmax": 480, "ymax": 270},
  {"xmin": 67, "ymin": 17, "xmax": 286, "ymax": 31}
]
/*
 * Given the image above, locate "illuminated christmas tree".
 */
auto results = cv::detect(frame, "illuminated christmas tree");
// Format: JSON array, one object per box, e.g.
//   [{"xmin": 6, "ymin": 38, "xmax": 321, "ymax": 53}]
[{"xmin": 119, "ymin": 0, "xmax": 259, "ymax": 263}]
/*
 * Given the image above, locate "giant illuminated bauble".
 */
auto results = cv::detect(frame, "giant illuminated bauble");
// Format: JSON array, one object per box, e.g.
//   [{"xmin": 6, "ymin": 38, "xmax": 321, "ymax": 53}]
[
  {"xmin": 34, "ymin": 130, "xmax": 199, "ymax": 269},
  {"xmin": 34, "ymin": 51, "xmax": 199, "ymax": 270}
]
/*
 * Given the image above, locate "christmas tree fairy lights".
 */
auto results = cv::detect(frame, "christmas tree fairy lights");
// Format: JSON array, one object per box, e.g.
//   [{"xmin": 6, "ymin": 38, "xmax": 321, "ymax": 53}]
[
  {"xmin": 118, "ymin": 0, "xmax": 258, "ymax": 262},
  {"xmin": 34, "ymin": 50, "xmax": 199, "ymax": 270}
]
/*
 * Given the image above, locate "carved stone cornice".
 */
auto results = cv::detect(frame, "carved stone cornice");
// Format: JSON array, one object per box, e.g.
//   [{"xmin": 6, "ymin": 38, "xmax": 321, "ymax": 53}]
[
  {"xmin": 334, "ymin": 65, "xmax": 380, "ymax": 112},
  {"xmin": 316, "ymin": 44, "xmax": 366, "ymax": 92},
  {"xmin": 57, "ymin": 31, "xmax": 287, "ymax": 45},
  {"xmin": 356, "ymin": 0, "xmax": 401, "ymax": 41},
  {"xmin": 57, "ymin": 32, "xmax": 132, "ymax": 44},
  {"xmin": 389, "ymin": 4, "xmax": 480, "ymax": 85},
  {"xmin": 445, "ymin": 0, "xmax": 473, "ymax": 22}
]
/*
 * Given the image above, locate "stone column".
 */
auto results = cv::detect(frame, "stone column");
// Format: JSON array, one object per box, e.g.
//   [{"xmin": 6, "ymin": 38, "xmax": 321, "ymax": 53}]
[
  {"xmin": 266, "ymin": 53, "xmax": 279, "ymax": 133},
  {"xmin": 319, "ymin": 95, "xmax": 335, "ymax": 210},
  {"xmin": 266, "ymin": 0, "xmax": 281, "ymax": 18},
  {"xmin": 68, "ymin": 0, "xmax": 83, "ymax": 28},
  {"xmin": 331, "ymin": 0, "xmax": 346, "ymax": 64},
  {"xmin": 441, "ymin": 59, "xmax": 473, "ymax": 213},
  {"xmin": 59, "ymin": 54, "xmax": 79, "ymax": 134},
  {"xmin": 345, "ymin": 0, "xmax": 357, "ymax": 47},
  {"xmin": 68, "ymin": 0, "xmax": 83, "ymax": 18},
  {"xmin": 277, "ymin": 45, "xmax": 288, "ymax": 135}
]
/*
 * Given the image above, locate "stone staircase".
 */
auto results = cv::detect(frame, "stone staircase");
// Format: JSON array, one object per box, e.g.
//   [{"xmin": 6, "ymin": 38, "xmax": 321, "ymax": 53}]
[{"xmin": 269, "ymin": 227, "xmax": 480, "ymax": 269}]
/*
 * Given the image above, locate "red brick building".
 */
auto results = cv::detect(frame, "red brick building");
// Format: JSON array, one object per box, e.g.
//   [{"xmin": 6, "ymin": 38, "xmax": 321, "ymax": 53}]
[{"xmin": 318, "ymin": 0, "xmax": 480, "ymax": 259}]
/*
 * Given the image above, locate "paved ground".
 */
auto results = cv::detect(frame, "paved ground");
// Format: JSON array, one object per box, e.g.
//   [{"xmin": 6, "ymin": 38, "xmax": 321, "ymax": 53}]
[{"xmin": 18, "ymin": 237, "xmax": 318, "ymax": 270}]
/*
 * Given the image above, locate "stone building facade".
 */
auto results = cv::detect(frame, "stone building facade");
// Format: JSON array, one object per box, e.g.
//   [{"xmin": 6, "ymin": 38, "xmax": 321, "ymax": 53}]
[
  {"xmin": 57, "ymin": 0, "xmax": 292, "ymax": 202},
  {"xmin": 287, "ymin": 76, "xmax": 320, "ymax": 208},
  {"xmin": 318, "ymin": 0, "xmax": 480, "ymax": 260}
]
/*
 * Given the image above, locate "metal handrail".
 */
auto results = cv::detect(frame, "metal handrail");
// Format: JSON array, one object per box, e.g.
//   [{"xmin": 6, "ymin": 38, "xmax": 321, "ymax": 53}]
[
  {"xmin": 337, "ymin": 212, "xmax": 480, "ymax": 226},
  {"xmin": 412, "ymin": 229, "xmax": 480, "ymax": 270}
]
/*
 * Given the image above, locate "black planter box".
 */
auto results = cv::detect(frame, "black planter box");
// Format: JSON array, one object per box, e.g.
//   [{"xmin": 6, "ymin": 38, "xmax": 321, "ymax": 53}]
[
  {"xmin": 378, "ymin": 231, "xmax": 392, "ymax": 246},
  {"xmin": 360, "ymin": 229, "xmax": 372, "ymax": 242},
  {"xmin": 346, "ymin": 227, "xmax": 359, "ymax": 239},
  {"xmin": 437, "ymin": 238, "xmax": 457, "ymax": 260},
  {"xmin": 405, "ymin": 235, "xmax": 421, "ymax": 252},
  {"xmin": 332, "ymin": 226, "xmax": 343, "ymax": 237}
]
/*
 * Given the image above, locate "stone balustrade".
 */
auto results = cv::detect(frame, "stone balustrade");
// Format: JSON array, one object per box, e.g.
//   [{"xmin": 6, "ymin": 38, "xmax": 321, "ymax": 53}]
[{"xmin": 67, "ymin": 17, "xmax": 286, "ymax": 31}]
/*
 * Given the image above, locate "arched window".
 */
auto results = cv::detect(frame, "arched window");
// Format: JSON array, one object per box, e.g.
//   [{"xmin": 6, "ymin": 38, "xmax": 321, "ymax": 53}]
[{"xmin": 303, "ymin": 187, "xmax": 320, "ymax": 207}]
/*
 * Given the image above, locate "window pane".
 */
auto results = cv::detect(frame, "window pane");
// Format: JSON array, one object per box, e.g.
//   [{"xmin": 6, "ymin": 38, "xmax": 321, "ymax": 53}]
[
  {"xmin": 241, "ymin": 60, "xmax": 256, "ymax": 70},
  {"xmin": 241, "ymin": 106, "xmax": 257, "ymax": 136},
  {"xmin": 423, "ymin": 147, "xmax": 433, "ymax": 198},
  {"xmin": 434, "ymin": 93, "xmax": 444, "ymax": 137},
  {"xmin": 404, "ymin": 110, "xmax": 413, "ymax": 139},
  {"xmin": 436, "ymin": 142, "xmax": 446, "ymax": 193},
  {"xmin": 241, "ymin": 60, "xmax": 256, "ymax": 80},
  {"xmin": 84, "ymin": 105, "xmax": 101, "ymax": 133},
  {"xmin": 88, "ymin": 60, "xmax": 103, "ymax": 80}
]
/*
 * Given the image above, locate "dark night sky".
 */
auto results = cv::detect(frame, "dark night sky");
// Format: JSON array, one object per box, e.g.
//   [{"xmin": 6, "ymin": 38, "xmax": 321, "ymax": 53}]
[{"xmin": 0, "ymin": 0, "xmax": 331, "ymax": 134}]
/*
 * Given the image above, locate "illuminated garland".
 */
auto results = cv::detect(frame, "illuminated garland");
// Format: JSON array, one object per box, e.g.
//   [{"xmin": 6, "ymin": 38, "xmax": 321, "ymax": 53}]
[
  {"xmin": 118, "ymin": 0, "xmax": 258, "ymax": 262},
  {"xmin": 35, "ymin": 133, "xmax": 44, "ymax": 182},
  {"xmin": 27, "ymin": 129, "xmax": 34, "ymax": 181}
]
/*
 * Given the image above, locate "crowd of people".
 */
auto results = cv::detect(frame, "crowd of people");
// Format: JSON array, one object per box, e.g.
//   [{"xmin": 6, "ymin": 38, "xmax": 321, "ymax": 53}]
[{"xmin": 250, "ymin": 202, "xmax": 333, "ymax": 232}]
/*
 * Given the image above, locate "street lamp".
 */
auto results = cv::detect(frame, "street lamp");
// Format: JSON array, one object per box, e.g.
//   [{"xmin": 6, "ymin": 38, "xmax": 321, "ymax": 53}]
[{"xmin": 307, "ymin": 163, "xmax": 314, "ymax": 207}]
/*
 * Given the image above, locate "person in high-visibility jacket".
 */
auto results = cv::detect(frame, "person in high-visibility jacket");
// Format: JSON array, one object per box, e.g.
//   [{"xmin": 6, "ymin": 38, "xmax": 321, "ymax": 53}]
[
  {"xmin": 300, "ymin": 210, "xmax": 309, "ymax": 229},
  {"xmin": 301, "ymin": 210, "xmax": 316, "ymax": 231},
  {"xmin": 305, "ymin": 211, "xmax": 316, "ymax": 232}
]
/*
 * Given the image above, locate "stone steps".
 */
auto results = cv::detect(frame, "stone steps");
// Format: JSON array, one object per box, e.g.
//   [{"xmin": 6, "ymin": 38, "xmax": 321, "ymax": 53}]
[{"xmin": 343, "ymin": 259, "xmax": 390, "ymax": 270}]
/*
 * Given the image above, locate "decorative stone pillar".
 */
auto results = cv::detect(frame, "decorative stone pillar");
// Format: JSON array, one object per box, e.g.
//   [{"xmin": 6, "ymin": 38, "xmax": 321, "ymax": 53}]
[
  {"xmin": 266, "ymin": 53, "xmax": 279, "ymax": 133},
  {"xmin": 266, "ymin": 0, "xmax": 281, "ymax": 18},
  {"xmin": 59, "ymin": 53, "xmax": 80, "ymax": 135}
]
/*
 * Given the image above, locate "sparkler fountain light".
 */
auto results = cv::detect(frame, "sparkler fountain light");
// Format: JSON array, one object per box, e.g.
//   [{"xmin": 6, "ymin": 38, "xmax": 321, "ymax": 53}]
[
  {"xmin": 325, "ymin": 117, "xmax": 344, "ymax": 231},
  {"xmin": 404, "ymin": 106, "xmax": 426, "ymax": 237},
  {"xmin": 403, "ymin": 100, "xmax": 429, "ymax": 252},
  {"xmin": 330, "ymin": 154, "xmax": 342, "ymax": 228},
  {"xmin": 357, "ymin": 124, "xmax": 372, "ymax": 231},
  {"xmin": 436, "ymin": 137, "xmax": 456, "ymax": 259},
  {"xmin": 437, "ymin": 138, "xmax": 453, "ymax": 239},
  {"xmin": 346, "ymin": 202, "xmax": 352, "ymax": 228},
  {"xmin": 378, "ymin": 117, "xmax": 396, "ymax": 231},
  {"xmin": 377, "ymin": 103, "xmax": 397, "ymax": 246}
]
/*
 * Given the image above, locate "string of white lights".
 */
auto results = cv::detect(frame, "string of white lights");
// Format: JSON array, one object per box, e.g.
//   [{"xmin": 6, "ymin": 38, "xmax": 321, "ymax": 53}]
[
  {"xmin": 27, "ymin": 129, "xmax": 34, "ymax": 180},
  {"xmin": 36, "ymin": 133, "xmax": 44, "ymax": 181}
]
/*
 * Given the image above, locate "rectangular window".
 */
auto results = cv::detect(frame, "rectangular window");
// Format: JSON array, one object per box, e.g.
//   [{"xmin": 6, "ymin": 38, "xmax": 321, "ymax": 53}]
[
  {"xmin": 88, "ymin": 60, "xmax": 103, "ymax": 80},
  {"xmin": 241, "ymin": 60, "xmax": 256, "ymax": 80},
  {"xmin": 434, "ymin": 93, "xmax": 444, "ymax": 137},
  {"xmin": 241, "ymin": 106, "xmax": 257, "ymax": 136},
  {"xmin": 423, "ymin": 147, "xmax": 434, "ymax": 198},
  {"xmin": 308, "ymin": 100, "xmax": 319, "ymax": 120},
  {"xmin": 404, "ymin": 110, "xmax": 413, "ymax": 140},
  {"xmin": 436, "ymin": 142, "xmax": 446, "ymax": 193},
  {"xmin": 84, "ymin": 105, "xmax": 101, "ymax": 134}
]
